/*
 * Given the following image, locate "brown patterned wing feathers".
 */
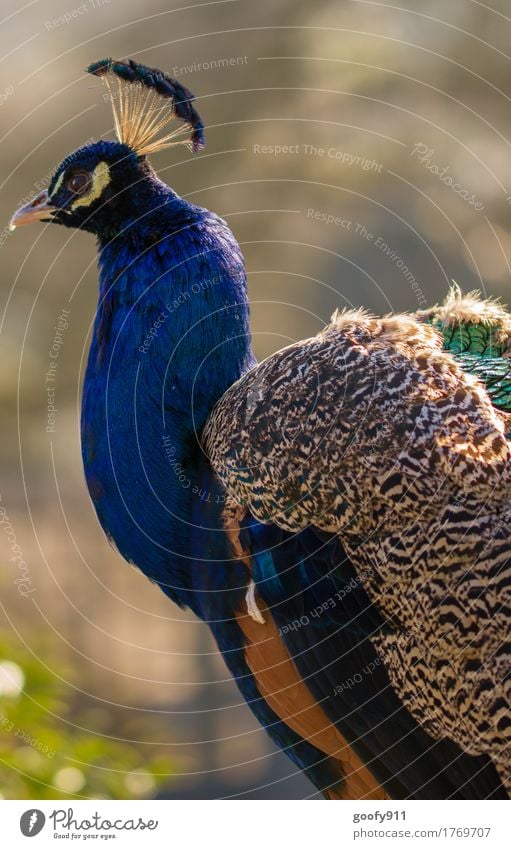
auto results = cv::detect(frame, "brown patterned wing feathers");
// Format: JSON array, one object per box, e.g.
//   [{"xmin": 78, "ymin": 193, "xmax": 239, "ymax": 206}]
[{"xmin": 204, "ymin": 309, "xmax": 511, "ymax": 791}]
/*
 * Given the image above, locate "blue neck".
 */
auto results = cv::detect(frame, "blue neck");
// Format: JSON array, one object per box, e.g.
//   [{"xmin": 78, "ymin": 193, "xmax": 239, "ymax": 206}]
[{"xmin": 81, "ymin": 191, "xmax": 254, "ymax": 610}]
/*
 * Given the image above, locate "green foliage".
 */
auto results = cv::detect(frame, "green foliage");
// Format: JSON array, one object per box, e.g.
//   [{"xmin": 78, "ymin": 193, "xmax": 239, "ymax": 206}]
[{"xmin": 0, "ymin": 633, "xmax": 175, "ymax": 800}]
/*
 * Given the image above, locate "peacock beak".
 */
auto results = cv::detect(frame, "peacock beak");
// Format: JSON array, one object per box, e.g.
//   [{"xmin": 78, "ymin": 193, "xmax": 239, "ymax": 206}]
[{"xmin": 9, "ymin": 190, "xmax": 56, "ymax": 231}]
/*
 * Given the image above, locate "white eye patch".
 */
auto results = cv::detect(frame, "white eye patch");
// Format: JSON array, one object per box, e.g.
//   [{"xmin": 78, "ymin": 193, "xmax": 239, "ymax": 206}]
[
  {"xmin": 70, "ymin": 161, "xmax": 110, "ymax": 211},
  {"xmin": 48, "ymin": 170, "xmax": 65, "ymax": 200}
]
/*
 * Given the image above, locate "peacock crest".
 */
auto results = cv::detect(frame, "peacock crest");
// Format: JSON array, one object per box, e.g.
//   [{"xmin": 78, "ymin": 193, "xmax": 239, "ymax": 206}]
[{"xmin": 87, "ymin": 57, "xmax": 205, "ymax": 156}]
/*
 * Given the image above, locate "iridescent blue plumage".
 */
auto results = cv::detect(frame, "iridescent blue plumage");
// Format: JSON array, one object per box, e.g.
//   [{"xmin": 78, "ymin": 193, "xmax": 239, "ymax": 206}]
[{"xmin": 79, "ymin": 172, "xmax": 356, "ymax": 793}]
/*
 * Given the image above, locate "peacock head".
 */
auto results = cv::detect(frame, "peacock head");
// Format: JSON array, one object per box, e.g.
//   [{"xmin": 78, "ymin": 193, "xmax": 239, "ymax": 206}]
[{"xmin": 10, "ymin": 58, "xmax": 205, "ymax": 238}]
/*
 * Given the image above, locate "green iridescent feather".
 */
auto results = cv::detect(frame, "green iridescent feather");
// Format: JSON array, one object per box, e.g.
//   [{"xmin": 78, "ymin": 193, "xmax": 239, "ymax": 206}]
[
  {"xmin": 454, "ymin": 353, "xmax": 511, "ymax": 412},
  {"xmin": 438, "ymin": 321, "xmax": 506, "ymax": 357},
  {"xmin": 418, "ymin": 286, "xmax": 511, "ymax": 417}
]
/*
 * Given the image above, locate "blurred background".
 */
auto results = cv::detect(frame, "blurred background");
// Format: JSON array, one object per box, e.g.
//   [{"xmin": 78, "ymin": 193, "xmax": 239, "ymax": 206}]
[{"xmin": 1, "ymin": 0, "xmax": 511, "ymax": 800}]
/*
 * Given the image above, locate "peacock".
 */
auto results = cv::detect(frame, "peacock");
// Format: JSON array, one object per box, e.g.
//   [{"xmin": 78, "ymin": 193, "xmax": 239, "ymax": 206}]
[{"xmin": 10, "ymin": 57, "xmax": 511, "ymax": 800}]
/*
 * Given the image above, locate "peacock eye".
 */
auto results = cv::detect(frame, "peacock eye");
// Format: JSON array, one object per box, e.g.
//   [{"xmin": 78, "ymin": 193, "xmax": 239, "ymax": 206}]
[{"xmin": 67, "ymin": 171, "xmax": 91, "ymax": 195}]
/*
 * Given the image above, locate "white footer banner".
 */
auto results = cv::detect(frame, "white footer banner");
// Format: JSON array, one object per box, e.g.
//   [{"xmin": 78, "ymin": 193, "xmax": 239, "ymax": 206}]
[{"xmin": 1, "ymin": 800, "xmax": 509, "ymax": 847}]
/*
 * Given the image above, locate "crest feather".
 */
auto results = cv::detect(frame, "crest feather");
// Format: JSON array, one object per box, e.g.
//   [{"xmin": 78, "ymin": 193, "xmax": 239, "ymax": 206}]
[{"xmin": 87, "ymin": 58, "xmax": 205, "ymax": 155}]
